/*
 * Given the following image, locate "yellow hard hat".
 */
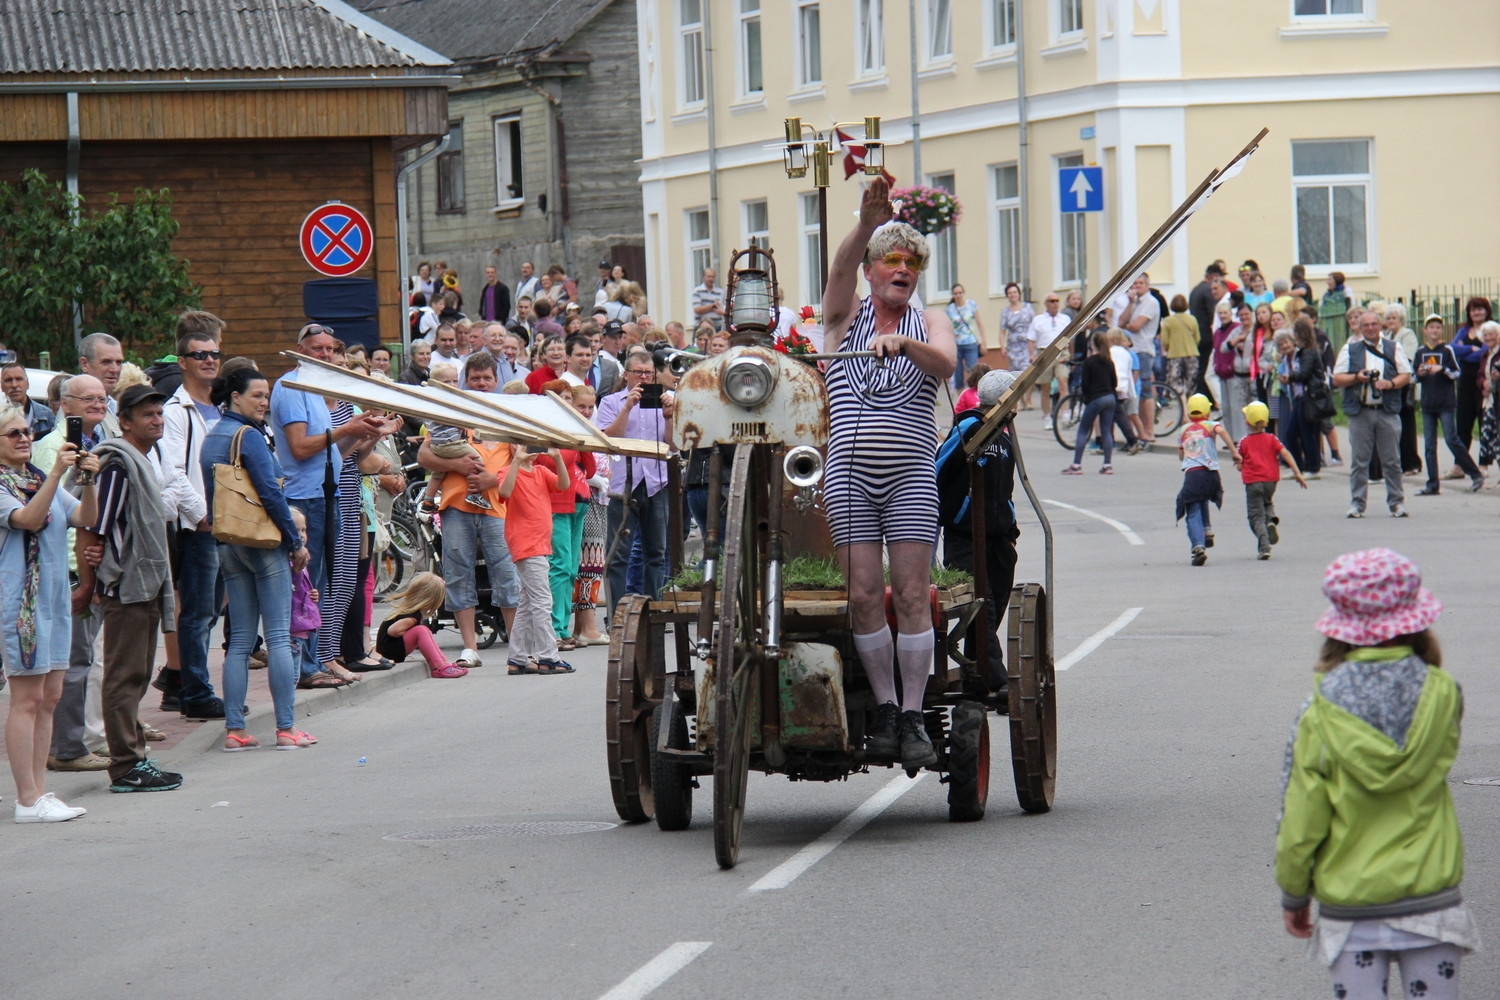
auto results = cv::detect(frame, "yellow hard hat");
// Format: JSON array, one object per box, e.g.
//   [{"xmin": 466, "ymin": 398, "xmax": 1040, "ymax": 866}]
[
  {"xmin": 1187, "ymin": 393, "xmax": 1212, "ymax": 417},
  {"xmin": 1242, "ymin": 401, "xmax": 1270, "ymax": 425}
]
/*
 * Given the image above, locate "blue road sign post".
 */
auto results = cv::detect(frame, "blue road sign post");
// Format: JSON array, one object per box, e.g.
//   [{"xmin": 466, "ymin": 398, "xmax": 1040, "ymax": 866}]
[{"xmin": 1058, "ymin": 166, "xmax": 1103, "ymax": 303}]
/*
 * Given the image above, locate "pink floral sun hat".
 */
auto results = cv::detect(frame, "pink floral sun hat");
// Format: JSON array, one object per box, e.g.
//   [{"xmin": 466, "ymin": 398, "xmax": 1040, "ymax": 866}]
[{"xmin": 1315, "ymin": 547, "xmax": 1442, "ymax": 647}]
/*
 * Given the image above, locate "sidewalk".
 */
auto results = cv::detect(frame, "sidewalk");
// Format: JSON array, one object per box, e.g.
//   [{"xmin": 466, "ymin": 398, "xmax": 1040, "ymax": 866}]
[{"xmin": 0, "ymin": 635, "xmax": 433, "ymax": 766}]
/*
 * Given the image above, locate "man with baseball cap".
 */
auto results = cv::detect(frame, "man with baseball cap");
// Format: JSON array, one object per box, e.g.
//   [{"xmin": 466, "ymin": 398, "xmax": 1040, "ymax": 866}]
[{"xmin": 76, "ymin": 384, "xmax": 184, "ymax": 792}]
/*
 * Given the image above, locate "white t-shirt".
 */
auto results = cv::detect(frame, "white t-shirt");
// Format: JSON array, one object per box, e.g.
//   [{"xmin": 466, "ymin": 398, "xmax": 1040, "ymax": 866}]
[
  {"xmin": 1121, "ymin": 293, "xmax": 1161, "ymax": 356},
  {"xmin": 1109, "ymin": 345, "xmax": 1137, "ymax": 398},
  {"xmin": 1026, "ymin": 310, "xmax": 1070, "ymax": 351}
]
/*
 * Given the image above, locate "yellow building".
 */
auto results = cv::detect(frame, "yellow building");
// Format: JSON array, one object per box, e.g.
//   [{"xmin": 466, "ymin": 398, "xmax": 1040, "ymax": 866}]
[{"xmin": 636, "ymin": 0, "xmax": 1500, "ymax": 327}]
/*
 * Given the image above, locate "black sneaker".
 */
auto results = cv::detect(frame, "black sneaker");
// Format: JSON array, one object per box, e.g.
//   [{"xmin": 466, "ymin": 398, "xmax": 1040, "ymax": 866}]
[
  {"xmin": 179, "ymin": 697, "xmax": 226, "ymax": 721},
  {"xmin": 110, "ymin": 760, "xmax": 184, "ymax": 793},
  {"xmin": 898, "ymin": 710, "xmax": 938, "ymax": 769},
  {"xmin": 159, "ymin": 693, "xmax": 181, "ymax": 712},
  {"xmin": 151, "ymin": 667, "xmax": 181, "ymax": 696},
  {"xmin": 1267, "ymin": 518, "xmax": 1280, "ymax": 546},
  {"xmin": 865, "ymin": 702, "xmax": 900, "ymax": 757},
  {"xmin": 1190, "ymin": 546, "xmax": 1207, "ymax": 566}
]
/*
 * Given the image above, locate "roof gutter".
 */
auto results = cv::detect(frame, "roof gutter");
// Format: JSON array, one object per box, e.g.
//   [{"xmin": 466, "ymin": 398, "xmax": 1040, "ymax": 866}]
[
  {"xmin": 395, "ymin": 134, "xmax": 452, "ymax": 355},
  {"xmin": 0, "ymin": 75, "xmax": 456, "ymax": 94}
]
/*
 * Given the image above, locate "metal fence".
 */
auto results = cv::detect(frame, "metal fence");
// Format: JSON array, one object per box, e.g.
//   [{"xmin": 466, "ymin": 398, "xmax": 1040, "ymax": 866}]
[{"xmin": 1314, "ymin": 279, "xmax": 1497, "ymax": 352}]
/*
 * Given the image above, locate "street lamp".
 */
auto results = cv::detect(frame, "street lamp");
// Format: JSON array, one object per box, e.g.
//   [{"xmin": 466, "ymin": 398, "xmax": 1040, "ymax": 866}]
[
  {"xmin": 769, "ymin": 116, "xmax": 897, "ymax": 298},
  {"xmin": 724, "ymin": 241, "xmax": 779, "ymax": 346}
]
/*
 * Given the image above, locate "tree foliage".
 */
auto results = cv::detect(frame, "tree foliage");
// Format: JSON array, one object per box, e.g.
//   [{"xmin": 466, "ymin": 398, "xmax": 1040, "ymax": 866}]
[{"xmin": 0, "ymin": 169, "xmax": 200, "ymax": 369}]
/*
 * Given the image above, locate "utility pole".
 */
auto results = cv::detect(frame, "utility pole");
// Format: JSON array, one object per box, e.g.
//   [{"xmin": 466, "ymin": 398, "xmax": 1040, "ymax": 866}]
[{"xmin": 1016, "ymin": 0, "xmax": 1031, "ymax": 302}]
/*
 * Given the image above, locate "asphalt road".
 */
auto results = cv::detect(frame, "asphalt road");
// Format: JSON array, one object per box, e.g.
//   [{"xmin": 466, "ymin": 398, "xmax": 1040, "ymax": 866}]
[{"xmin": 4, "ymin": 419, "xmax": 1498, "ymax": 999}]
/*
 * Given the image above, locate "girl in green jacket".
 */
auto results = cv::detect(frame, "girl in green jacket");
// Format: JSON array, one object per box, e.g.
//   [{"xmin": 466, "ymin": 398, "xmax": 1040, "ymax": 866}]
[{"xmin": 1277, "ymin": 547, "xmax": 1479, "ymax": 1000}]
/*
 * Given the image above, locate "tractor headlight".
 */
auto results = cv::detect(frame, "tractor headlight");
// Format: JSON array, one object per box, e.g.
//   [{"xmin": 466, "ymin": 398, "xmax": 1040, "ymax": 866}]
[{"xmin": 722, "ymin": 355, "xmax": 776, "ymax": 408}]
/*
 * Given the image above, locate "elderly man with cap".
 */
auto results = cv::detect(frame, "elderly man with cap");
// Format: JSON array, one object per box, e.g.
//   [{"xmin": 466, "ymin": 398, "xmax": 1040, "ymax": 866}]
[
  {"xmin": 937, "ymin": 369, "xmax": 1020, "ymax": 695},
  {"xmin": 74, "ymin": 384, "xmax": 184, "ymax": 792}
]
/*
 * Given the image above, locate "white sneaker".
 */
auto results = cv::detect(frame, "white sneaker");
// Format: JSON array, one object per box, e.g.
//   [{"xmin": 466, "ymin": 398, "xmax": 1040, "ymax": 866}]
[
  {"xmin": 1042, "ymin": 416, "xmax": 1054, "ymax": 430},
  {"xmin": 16, "ymin": 792, "xmax": 86, "ymax": 823},
  {"xmin": 456, "ymin": 648, "xmax": 481, "ymax": 668}
]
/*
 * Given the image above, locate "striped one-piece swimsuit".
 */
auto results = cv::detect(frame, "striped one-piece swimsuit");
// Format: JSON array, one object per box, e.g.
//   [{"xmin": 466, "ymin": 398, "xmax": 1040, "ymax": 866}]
[{"xmin": 824, "ymin": 298, "xmax": 940, "ymax": 547}]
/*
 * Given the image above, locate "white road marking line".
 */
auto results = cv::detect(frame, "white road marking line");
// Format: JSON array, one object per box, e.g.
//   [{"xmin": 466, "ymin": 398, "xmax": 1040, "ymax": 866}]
[
  {"xmin": 747, "ymin": 772, "xmax": 927, "ymax": 893},
  {"xmin": 1055, "ymin": 607, "xmax": 1143, "ymax": 671},
  {"xmin": 1042, "ymin": 498, "xmax": 1145, "ymax": 545},
  {"xmin": 599, "ymin": 942, "xmax": 713, "ymax": 1000}
]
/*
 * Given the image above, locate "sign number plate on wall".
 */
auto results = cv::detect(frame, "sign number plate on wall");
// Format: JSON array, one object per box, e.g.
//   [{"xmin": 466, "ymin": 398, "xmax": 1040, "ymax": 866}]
[{"xmin": 300, "ymin": 202, "xmax": 373, "ymax": 277}]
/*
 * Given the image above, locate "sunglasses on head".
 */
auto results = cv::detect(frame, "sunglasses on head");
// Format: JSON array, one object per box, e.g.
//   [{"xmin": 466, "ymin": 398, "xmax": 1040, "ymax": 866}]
[
  {"xmin": 183, "ymin": 349, "xmax": 223, "ymax": 361},
  {"xmin": 298, "ymin": 323, "xmax": 335, "ymax": 341},
  {"xmin": 877, "ymin": 252, "xmax": 925, "ymax": 272}
]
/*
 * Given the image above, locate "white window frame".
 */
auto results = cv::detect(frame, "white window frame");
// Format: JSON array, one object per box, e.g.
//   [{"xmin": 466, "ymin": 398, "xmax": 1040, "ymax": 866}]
[
  {"xmin": 1290, "ymin": 0, "xmax": 1372, "ymax": 21},
  {"xmin": 984, "ymin": 0, "xmax": 1017, "ymax": 55},
  {"xmin": 800, "ymin": 192, "xmax": 824, "ymax": 307},
  {"xmin": 679, "ymin": 0, "xmax": 706, "ymax": 108},
  {"xmin": 856, "ymin": 0, "xmax": 885, "ymax": 78},
  {"xmin": 1053, "ymin": 152, "xmax": 1085, "ymax": 288},
  {"xmin": 923, "ymin": 0, "xmax": 953, "ymax": 65},
  {"xmin": 924, "ymin": 172, "xmax": 957, "ymax": 302},
  {"xmin": 1051, "ymin": 0, "xmax": 1084, "ymax": 41},
  {"xmin": 1290, "ymin": 138, "xmax": 1375, "ymax": 274},
  {"xmin": 988, "ymin": 162, "xmax": 1021, "ymax": 295},
  {"xmin": 742, "ymin": 198, "xmax": 770, "ymax": 251},
  {"xmin": 686, "ymin": 207, "xmax": 712, "ymax": 315},
  {"xmin": 794, "ymin": 1, "xmax": 823, "ymax": 88},
  {"xmin": 738, "ymin": 0, "xmax": 763, "ymax": 98},
  {"xmin": 491, "ymin": 113, "xmax": 523, "ymax": 211}
]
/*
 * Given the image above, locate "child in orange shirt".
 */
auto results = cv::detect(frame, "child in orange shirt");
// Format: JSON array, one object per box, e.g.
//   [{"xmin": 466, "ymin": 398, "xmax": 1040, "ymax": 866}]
[
  {"xmin": 1235, "ymin": 400, "xmax": 1307, "ymax": 560},
  {"xmin": 499, "ymin": 446, "xmax": 573, "ymax": 673}
]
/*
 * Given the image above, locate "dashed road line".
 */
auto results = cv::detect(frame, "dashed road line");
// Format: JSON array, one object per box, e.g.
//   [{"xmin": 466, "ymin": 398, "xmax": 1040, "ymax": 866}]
[
  {"xmin": 599, "ymin": 942, "xmax": 713, "ymax": 1000},
  {"xmin": 1056, "ymin": 607, "xmax": 1143, "ymax": 671},
  {"xmin": 1043, "ymin": 498, "xmax": 1145, "ymax": 545},
  {"xmin": 747, "ymin": 772, "xmax": 927, "ymax": 893}
]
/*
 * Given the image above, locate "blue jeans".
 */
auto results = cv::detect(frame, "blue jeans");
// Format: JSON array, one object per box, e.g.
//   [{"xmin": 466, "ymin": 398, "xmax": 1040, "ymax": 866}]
[
  {"xmin": 440, "ymin": 509, "xmax": 521, "ymax": 611},
  {"xmin": 1072, "ymin": 394, "xmax": 1117, "ymax": 465},
  {"xmin": 954, "ymin": 340, "xmax": 980, "ymax": 390},
  {"xmin": 218, "ymin": 543, "xmax": 297, "ymax": 731},
  {"xmin": 1423, "ymin": 408, "xmax": 1481, "ymax": 490},
  {"xmin": 1183, "ymin": 501, "xmax": 1209, "ymax": 549},
  {"xmin": 288, "ymin": 496, "xmax": 333, "ymax": 679},
  {"xmin": 606, "ymin": 483, "xmax": 668, "ymax": 607},
  {"xmin": 174, "ymin": 528, "xmax": 221, "ymax": 704}
]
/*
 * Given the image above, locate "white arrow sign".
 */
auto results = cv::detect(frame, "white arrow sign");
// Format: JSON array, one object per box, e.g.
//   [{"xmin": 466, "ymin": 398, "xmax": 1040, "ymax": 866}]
[{"xmin": 1070, "ymin": 170, "xmax": 1094, "ymax": 210}]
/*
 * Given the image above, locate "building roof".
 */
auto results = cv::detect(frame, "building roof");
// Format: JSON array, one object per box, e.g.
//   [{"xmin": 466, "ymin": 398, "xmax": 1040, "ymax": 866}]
[
  {"xmin": 347, "ymin": 0, "xmax": 613, "ymax": 67},
  {"xmin": 0, "ymin": 0, "xmax": 451, "ymax": 75}
]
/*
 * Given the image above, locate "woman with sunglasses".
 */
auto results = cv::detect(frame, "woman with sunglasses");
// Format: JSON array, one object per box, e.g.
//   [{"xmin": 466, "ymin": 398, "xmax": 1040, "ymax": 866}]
[
  {"xmin": 822, "ymin": 178, "xmax": 957, "ymax": 771},
  {"xmin": 0, "ymin": 407, "xmax": 99, "ymax": 820}
]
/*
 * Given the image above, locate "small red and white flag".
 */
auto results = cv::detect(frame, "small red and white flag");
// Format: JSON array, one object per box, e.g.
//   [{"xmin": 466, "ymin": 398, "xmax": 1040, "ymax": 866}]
[{"xmin": 836, "ymin": 128, "xmax": 896, "ymax": 184}]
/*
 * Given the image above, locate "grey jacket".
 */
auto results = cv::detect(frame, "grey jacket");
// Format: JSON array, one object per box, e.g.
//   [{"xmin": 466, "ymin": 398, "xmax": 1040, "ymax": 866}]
[{"xmin": 92, "ymin": 439, "xmax": 177, "ymax": 629}]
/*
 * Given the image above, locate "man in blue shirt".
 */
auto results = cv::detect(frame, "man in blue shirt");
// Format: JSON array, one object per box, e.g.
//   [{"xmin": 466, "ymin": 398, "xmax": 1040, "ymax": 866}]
[{"xmin": 270, "ymin": 324, "xmax": 388, "ymax": 685}]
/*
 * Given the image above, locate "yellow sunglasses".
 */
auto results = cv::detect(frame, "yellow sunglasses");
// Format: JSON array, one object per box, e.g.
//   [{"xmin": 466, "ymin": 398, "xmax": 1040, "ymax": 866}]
[{"xmin": 877, "ymin": 252, "xmax": 925, "ymax": 272}]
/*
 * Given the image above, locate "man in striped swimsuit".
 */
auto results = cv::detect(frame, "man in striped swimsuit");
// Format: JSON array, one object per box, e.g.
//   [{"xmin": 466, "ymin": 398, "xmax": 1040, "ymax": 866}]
[{"xmin": 823, "ymin": 178, "xmax": 957, "ymax": 770}]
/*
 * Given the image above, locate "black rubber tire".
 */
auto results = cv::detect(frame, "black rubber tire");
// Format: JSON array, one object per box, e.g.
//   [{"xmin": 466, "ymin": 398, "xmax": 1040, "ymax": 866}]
[
  {"xmin": 651, "ymin": 699, "xmax": 694, "ymax": 831},
  {"xmin": 947, "ymin": 700, "xmax": 990, "ymax": 822},
  {"xmin": 474, "ymin": 611, "xmax": 499, "ymax": 650},
  {"xmin": 1152, "ymin": 380, "xmax": 1185, "ymax": 437},
  {"xmin": 1052, "ymin": 393, "xmax": 1085, "ymax": 450}
]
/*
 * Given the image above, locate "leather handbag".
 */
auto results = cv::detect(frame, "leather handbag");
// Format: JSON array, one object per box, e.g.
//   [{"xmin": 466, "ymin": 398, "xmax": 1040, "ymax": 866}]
[
  {"xmin": 211, "ymin": 427, "xmax": 283, "ymax": 549},
  {"xmin": 1302, "ymin": 375, "xmax": 1337, "ymax": 422}
]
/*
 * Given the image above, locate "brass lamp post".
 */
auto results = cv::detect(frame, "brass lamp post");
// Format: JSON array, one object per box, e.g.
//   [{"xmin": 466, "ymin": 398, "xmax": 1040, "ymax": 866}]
[{"xmin": 770, "ymin": 116, "xmax": 894, "ymax": 298}]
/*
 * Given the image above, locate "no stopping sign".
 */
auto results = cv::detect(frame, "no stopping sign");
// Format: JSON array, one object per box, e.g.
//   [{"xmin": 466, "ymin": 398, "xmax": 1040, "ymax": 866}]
[{"xmin": 300, "ymin": 203, "xmax": 373, "ymax": 277}]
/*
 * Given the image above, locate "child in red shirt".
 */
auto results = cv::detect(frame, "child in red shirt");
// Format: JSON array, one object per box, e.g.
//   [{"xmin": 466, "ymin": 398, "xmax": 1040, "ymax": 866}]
[
  {"xmin": 1235, "ymin": 400, "xmax": 1306, "ymax": 560},
  {"xmin": 499, "ymin": 446, "xmax": 572, "ymax": 673}
]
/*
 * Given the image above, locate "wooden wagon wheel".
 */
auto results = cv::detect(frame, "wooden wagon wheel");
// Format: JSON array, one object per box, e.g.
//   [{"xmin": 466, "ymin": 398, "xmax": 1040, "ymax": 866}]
[
  {"xmin": 1006, "ymin": 583, "xmax": 1056, "ymax": 813},
  {"xmin": 606, "ymin": 595, "xmax": 658, "ymax": 823},
  {"xmin": 713, "ymin": 446, "xmax": 761, "ymax": 869}
]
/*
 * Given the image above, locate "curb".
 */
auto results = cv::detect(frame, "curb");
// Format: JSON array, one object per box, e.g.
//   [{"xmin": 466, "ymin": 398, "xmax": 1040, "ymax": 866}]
[{"xmin": 158, "ymin": 660, "xmax": 432, "ymax": 761}]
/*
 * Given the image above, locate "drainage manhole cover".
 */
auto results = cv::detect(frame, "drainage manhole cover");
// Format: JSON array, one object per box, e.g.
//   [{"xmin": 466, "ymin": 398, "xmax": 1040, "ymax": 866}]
[{"xmin": 383, "ymin": 821, "xmax": 618, "ymax": 842}]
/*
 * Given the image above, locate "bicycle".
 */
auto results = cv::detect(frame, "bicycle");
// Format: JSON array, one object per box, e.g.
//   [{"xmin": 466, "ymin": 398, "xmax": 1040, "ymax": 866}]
[{"xmin": 1051, "ymin": 379, "xmax": 1184, "ymax": 449}]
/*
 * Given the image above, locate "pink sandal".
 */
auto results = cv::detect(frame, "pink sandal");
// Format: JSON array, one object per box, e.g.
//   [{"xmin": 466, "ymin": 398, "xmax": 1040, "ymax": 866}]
[
  {"xmin": 222, "ymin": 732, "xmax": 260, "ymax": 753},
  {"xmin": 430, "ymin": 662, "xmax": 469, "ymax": 679},
  {"xmin": 275, "ymin": 729, "xmax": 318, "ymax": 750}
]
